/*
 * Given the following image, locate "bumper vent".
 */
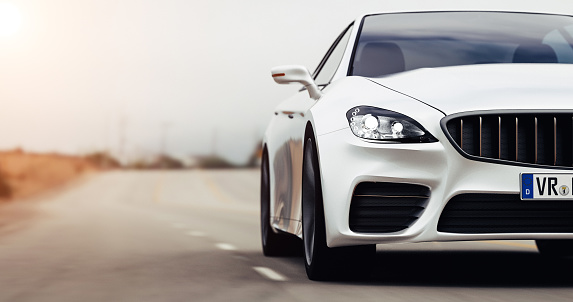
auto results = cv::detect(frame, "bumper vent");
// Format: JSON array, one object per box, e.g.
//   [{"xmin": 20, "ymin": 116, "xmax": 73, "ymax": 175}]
[
  {"xmin": 438, "ymin": 194, "xmax": 573, "ymax": 233},
  {"xmin": 349, "ymin": 182, "xmax": 430, "ymax": 233},
  {"xmin": 443, "ymin": 112, "xmax": 573, "ymax": 168}
]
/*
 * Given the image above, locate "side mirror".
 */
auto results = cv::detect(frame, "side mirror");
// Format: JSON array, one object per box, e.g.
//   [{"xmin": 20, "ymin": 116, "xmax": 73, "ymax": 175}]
[{"xmin": 271, "ymin": 65, "xmax": 323, "ymax": 100}]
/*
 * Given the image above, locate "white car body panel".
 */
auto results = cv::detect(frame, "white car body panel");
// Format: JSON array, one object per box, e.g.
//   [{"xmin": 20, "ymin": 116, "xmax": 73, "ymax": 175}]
[
  {"xmin": 264, "ymin": 11, "xmax": 573, "ymax": 251},
  {"xmin": 370, "ymin": 64, "xmax": 573, "ymax": 114},
  {"xmin": 264, "ymin": 91, "xmax": 312, "ymax": 235},
  {"xmin": 312, "ymin": 67, "xmax": 573, "ymax": 247}
]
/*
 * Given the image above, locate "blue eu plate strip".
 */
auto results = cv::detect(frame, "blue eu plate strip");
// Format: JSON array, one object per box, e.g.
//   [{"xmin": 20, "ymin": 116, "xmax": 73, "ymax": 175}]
[{"xmin": 522, "ymin": 174, "xmax": 533, "ymax": 199}]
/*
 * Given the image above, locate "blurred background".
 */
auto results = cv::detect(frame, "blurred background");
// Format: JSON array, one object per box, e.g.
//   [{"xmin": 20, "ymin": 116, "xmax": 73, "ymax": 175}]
[
  {"xmin": 3, "ymin": 0, "xmax": 402, "ymax": 169},
  {"xmin": 1, "ymin": 0, "xmax": 572, "ymax": 171}
]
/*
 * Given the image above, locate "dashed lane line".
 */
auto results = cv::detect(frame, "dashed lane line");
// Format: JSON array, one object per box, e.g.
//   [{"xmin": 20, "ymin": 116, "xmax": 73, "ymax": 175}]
[
  {"xmin": 212, "ymin": 240, "xmax": 288, "ymax": 282},
  {"xmin": 253, "ymin": 267, "xmax": 288, "ymax": 281},
  {"xmin": 216, "ymin": 243, "xmax": 237, "ymax": 251}
]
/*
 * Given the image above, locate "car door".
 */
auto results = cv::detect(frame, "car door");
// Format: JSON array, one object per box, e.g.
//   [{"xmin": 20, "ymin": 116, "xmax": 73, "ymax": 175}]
[{"xmin": 268, "ymin": 24, "xmax": 354, "ymax": 236}]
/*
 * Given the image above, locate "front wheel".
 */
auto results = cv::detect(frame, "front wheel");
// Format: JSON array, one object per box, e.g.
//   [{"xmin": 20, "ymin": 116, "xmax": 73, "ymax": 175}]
[
  {"xmin": 536, "ymin": 240, "xmax": 573, "ymax": 257},
  {"xmin": 302, "ymin": 136, "xmax": 375, "ymax": 280}
]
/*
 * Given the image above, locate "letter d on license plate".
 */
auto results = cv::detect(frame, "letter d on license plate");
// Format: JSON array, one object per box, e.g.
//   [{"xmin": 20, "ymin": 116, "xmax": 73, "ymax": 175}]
[{"xmin": 521, "ymin": 173, "xmax": 573, "ymax": 200}]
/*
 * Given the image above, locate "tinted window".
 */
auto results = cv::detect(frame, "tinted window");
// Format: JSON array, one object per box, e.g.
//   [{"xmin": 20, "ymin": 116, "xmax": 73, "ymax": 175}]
[
  {"xmin": 351, "ymin": 12, "xmax": 573, "ymax": 77},
  {"xmin": 314, "ymin": 25, "xmax": 353, "ymax": 85}
]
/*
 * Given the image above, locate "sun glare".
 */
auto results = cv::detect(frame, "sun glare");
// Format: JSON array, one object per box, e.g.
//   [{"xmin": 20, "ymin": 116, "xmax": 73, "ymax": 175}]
[{"xmin": 0, "ymin": 2, "xmax": 22, "ymax": 37}]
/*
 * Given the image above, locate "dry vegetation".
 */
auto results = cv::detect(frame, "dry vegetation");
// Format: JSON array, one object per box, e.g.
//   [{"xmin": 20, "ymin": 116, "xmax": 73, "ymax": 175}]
[
  {"xmin": 0, "ymin": 146, "xmax": 262, "ymax": 201},
  {"xmin": 0, "ymin": 150, "xmax": 100, "ymax": 201}
]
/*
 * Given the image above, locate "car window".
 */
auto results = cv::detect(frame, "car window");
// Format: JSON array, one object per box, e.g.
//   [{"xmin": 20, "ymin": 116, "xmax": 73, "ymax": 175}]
[
  {"xmin": 351, "ymin": 12, "xmax": 573, "ymax": 77},
  {"xmin": 542, "ymin": 25, "xmax": 573, "ymax": 62},
  {"xmin": 313, "ymin": 24, "xmax": 353, "ymax": 86}
]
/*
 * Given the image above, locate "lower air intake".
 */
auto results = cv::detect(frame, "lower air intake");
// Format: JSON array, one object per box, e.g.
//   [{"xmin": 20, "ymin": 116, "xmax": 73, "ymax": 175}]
[
  {"xmin": 438, "ymin": 193, "xmax": 573, "ymax": 233},
  {"xmin": 349, "ymin": 182, "xmax": 430, "ymax": 233}
]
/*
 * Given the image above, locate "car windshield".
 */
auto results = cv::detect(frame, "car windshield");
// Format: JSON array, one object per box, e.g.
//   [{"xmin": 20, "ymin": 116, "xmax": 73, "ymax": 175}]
[{"xmin": 351, "ymin": 12, "xmax": 573, "ymax": 77}]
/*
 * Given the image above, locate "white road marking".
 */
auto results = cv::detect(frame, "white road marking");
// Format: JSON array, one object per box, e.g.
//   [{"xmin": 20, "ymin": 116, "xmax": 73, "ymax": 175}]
[
  {"xmin": 187, "ymin": 231, "xmax": 206, "ymax": 237},
  {"xmin": 253, "ymin": 267, "xmax": 287, "ymax": 281},
  {"xmin": 216, "ymin": 243, "xmax": 237, "ymax": 251}
]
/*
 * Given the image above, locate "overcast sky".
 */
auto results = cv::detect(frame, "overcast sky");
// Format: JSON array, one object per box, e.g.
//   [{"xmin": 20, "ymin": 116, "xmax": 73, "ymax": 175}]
[{"xmin": 2, "ymin": 0, "xmax": 573, "ymax": 164}]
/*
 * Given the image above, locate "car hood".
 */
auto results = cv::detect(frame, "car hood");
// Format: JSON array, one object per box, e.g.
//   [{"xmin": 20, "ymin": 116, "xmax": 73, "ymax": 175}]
[{"xmin": 368, "ymin": 64, "xmax": 573, "ymax": 115}]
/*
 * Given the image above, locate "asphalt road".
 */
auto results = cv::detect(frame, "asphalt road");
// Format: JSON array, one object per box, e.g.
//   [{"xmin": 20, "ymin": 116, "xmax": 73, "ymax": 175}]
[{"xmin": 0, "ymin": 170, "xmax": 572, "ymax": 302}]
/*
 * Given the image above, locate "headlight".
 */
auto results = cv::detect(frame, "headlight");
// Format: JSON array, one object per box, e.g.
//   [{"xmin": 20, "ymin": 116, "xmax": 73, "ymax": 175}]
[{"xmin": 346, "ymin": 106, "xmax": 438, "ymax": 143}]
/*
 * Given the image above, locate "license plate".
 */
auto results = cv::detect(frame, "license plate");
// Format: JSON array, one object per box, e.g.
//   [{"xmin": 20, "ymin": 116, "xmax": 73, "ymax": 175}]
[{"xmin": 521, "ymin": 173, "xmax": 573, "ymax": 200}]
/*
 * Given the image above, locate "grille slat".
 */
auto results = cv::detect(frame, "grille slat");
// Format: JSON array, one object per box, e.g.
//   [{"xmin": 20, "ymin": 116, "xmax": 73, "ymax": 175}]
[
  {"xmin": 349, "ymin": 182, "xmax": 430, "ymax": 233},
  {"xmin": 481, "ymin": 116, "xmax": 498, "ymax": 158},
  {"xmin": 534, "ymin": 117, "xmax": 538, "ymax": 164},
  {"xmin": 438, "ymin": 194, "xmax": 573, "ymax": 233},
  {"xmin": 445, "ymin": 113, "xmax": 573, "ymax": 168},
  {"xmin": 554, "ymin": 117, "xmax": 557, "ymax": 166},
  {"xmin": 555, "ymin": 117, "xmax": 573, "ymax": 166},
  {"xmin": 478, "ymin": 116, "xmax": 483, "ymax": 156}
]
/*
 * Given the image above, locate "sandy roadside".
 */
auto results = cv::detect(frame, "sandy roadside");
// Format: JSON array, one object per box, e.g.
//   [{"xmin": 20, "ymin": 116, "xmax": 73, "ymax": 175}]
[{"xmin": 0, "ymin": 150, "xmax": 100, "ymax": 201}]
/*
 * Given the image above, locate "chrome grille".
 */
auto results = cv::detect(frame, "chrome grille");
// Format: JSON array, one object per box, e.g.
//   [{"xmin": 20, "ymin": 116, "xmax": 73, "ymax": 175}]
[{"xmin": 443, "ymin": 112, "xmax": 573, "ymax": 168}]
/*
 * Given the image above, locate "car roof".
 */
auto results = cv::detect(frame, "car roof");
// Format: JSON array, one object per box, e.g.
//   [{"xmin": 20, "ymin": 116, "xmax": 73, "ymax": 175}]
[{"xmin": 357, "ymin": 9, "xmax": 572, "ymax": 20}]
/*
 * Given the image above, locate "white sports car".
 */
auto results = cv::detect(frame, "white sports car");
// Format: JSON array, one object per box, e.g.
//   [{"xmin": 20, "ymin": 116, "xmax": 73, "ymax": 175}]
[{"xmin": 261, "ymin": 11, "xmax": 573, "ymax": 280}]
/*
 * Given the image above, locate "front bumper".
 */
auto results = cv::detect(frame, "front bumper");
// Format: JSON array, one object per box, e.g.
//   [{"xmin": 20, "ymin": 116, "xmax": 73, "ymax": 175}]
[{"xmin": 317, "ymin": 128, "xmax": 573, "ymax": 248}]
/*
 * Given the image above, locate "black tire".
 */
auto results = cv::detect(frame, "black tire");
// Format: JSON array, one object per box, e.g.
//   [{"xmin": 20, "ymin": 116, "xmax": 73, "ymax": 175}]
[
  {"xmin": 302, "ymin": 136, "xmax": 375, "ymax": 281},
  {"xmin": 536, "ymin": 239, "xmax": 573, "ymax": 257},
  {"xmin": 261, "ymin": 148, "xmax": 302, "ymax": 257}
]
